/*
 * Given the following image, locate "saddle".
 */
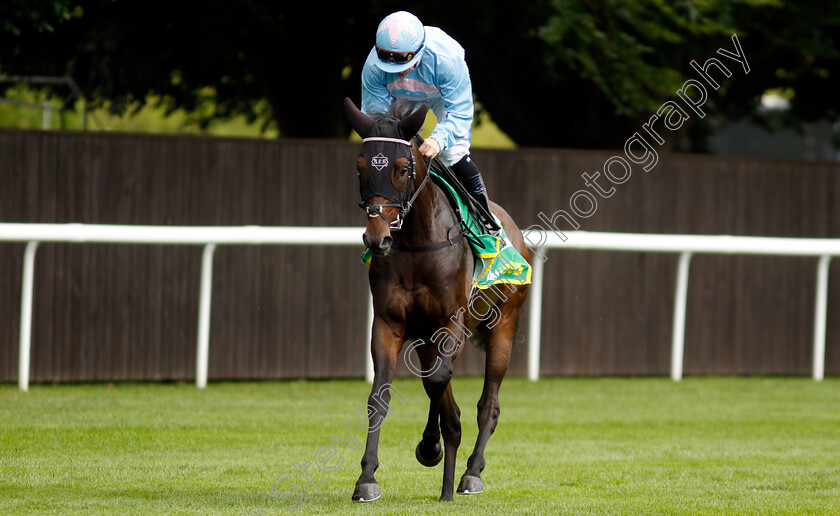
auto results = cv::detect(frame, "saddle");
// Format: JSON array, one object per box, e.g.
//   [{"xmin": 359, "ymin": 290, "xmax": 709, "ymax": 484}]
[
  {"xmin": 415, "ymin": 136, "xmax": 499, "ymax": 236},
  {"xmin": 424, "ymin": 164, "xmax": 501, "ymax": 258}
]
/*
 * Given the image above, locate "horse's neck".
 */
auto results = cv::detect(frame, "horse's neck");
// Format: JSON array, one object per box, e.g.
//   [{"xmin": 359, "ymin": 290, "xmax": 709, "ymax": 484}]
[{"xmin": 394, "ymin": 170, "xmax": 455, "ymax": 247}]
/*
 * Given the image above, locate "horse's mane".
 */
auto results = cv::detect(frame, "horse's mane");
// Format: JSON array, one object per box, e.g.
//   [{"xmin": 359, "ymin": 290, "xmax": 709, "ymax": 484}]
[{"xmin": 369, "ymin": 100, "xmax": 421, "ymax": 122}]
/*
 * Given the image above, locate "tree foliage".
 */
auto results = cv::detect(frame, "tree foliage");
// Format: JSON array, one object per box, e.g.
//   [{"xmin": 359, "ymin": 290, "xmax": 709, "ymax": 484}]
[
  {"xmin": 448, "ymin": 0, "xmax": 840, "ymax": 149},
  {"xmin": 1, "ymin": 0, "xmax": 839, "ymax": 149},
  {"xmin": 1, "ymin": 0, "xmax": 79, "ymax": 36},
  {"xmin": 1, "ymin": 1, "xmax": 385, "ymax": 138}
]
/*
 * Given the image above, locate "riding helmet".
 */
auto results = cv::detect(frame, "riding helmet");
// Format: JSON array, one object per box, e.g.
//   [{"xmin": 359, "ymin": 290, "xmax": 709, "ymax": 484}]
[{"xmin": 373, "ymin": 11, "xmax": 426, "ymax": 73}]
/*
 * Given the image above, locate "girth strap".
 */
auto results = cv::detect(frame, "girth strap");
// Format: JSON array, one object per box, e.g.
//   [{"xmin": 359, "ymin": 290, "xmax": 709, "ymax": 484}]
[{"xmin": 391, "ymin": 226, "xmax": 466, "ymax": 252}]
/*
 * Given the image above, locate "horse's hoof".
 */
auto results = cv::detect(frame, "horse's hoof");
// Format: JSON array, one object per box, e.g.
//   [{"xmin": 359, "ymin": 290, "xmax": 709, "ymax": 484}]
[
  {"xmin": 415, "ymin": 440, "xmax": 443, "ymax": 467},
  {"xmin": 457, "ymin": 475, "xmax": 484, "ymax": 495},
  {"xmin": 351, "ymin": 482, "xmax": 381, "ymax": 503}
]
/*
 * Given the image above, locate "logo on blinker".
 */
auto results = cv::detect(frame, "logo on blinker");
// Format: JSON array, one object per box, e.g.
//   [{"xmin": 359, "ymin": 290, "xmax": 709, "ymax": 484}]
[{"xmin": 371, "ymin": 153, "xmax": 389, "ymax": 171}]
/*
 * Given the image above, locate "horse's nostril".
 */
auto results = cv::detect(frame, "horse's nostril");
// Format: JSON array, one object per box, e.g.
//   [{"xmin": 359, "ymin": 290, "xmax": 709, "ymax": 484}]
[{"xmin": 381, "ymin": 236, "xmax": 392, "ymax": 249}]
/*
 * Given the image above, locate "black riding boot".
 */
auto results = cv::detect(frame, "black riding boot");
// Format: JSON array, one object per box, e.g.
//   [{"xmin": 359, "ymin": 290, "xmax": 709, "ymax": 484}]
[{"xmin": 451, "ymin": 155, "xmax": 500, "ymax": 233}]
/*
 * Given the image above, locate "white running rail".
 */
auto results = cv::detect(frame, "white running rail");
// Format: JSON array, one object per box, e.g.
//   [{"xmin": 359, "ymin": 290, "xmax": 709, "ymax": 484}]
[
  {"xmin": 1, "ymin": 224, "xmax": 366, "ymax": 391},
  {"xmin": 1, "ymin": 224, "xmax": 836, "ymax": 391},
  {"xmin": 527, "ymin": 230, "xmax": 840, "ymax": 382}
]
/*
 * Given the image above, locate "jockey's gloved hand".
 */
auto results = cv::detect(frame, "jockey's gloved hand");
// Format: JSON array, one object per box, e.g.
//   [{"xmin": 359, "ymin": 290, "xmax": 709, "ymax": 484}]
[{"xmin": 419, "ymin": 138, "xmax": 440, "ymax": 160}]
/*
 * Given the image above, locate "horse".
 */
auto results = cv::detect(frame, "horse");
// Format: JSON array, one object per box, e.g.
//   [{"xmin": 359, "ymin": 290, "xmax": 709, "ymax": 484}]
[{"xmin": 343, "ymin": 97, "xmax": 531, "ymax": 502}]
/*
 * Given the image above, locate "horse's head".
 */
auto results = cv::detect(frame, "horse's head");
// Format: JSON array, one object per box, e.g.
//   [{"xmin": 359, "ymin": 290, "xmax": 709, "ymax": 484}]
[{"xmin": 344, "ymin": 98, "xmax": 429, "ymax": 256}]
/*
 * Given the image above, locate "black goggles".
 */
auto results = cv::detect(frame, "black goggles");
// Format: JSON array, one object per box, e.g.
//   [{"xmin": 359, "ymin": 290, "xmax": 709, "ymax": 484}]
[{"xmin": 376, "ymin": 44, "xmax": 423, "ymax": 65}]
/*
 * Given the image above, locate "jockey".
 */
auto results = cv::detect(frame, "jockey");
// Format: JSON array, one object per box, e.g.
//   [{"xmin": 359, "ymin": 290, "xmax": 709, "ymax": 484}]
[{"xmin": 361, "ymin": 11, "xmax": 500, "ymax": 234}]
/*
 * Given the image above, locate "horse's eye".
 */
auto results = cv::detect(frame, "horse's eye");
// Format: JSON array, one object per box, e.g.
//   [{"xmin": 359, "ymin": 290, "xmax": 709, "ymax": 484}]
[{"xmin": 400, "ymin": 165, "xmax": 409, "ymax": 177}]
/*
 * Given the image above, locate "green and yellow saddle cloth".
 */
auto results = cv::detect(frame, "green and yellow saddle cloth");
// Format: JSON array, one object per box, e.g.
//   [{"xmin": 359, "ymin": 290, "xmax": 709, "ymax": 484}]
[{"xmin": 361, "ymin": 170, "xmax": 531, "ymax": 289}]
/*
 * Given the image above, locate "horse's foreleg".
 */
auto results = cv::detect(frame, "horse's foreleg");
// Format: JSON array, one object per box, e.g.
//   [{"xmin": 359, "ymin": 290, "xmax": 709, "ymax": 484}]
[
  {"xmin": 352, "ymin": 318, "xmax": 403, "ymax": 503},
  {"xmin": 458, "ymin": 314, "xmax": 517, "ymax": 495}
]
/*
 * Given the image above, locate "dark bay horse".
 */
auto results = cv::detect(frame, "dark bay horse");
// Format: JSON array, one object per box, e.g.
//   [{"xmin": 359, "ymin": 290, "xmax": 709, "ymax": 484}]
[{"xmin": 344, "ymin": 98, "xmax": 530, "ymax": 502}]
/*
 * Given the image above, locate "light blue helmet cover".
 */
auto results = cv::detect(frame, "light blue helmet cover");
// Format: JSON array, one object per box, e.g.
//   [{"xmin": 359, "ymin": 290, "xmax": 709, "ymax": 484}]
[{"xmin": 374, "ymin": 11, "xmax": 426, "ymax": 73}]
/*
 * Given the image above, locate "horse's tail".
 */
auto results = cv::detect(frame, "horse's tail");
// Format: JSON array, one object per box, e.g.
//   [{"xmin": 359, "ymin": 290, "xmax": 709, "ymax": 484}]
[{"xmin": 470, "ymin": 327, "xmax": 489, "ymax": 352}]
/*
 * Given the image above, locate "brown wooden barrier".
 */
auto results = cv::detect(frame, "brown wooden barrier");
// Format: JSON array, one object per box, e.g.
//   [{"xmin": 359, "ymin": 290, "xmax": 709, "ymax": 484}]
[{"xmin": 1, "ymin": 129, "xmax": 838, "ymax": 382}]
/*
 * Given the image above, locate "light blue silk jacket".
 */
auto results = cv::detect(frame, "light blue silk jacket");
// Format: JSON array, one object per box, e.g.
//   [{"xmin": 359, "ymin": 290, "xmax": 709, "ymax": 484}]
[{"xmin": 361, "ymin": 26, "xmax": 474, "ymax": 152}]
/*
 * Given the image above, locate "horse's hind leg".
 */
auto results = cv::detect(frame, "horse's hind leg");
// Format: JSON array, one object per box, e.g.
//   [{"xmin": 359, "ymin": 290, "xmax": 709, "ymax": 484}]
[
  {"xmin": 416, "ymin": 395, "xmax": 444, "ymax": 465},
  {"xmin": 438, "ymin": 381, "xmax": 461, "ymax": 501},
  {"xmin": 413, "ymin": 343, "xmax": 462, "ymax": 501},
  {"xmin": 457, "ymin": 309, "xmax": 519, "ymax": 495}
]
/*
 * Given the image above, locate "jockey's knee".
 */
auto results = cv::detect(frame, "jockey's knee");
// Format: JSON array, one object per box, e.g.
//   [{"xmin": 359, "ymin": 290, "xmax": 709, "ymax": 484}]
[{"xmin": 451, "ymin": 155, "xmax": 486, "ymax": 195}]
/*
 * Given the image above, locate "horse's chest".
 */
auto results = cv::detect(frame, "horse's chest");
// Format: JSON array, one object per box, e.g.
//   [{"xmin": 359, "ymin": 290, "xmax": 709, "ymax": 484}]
[
  {"xmin": 371, "ymin": 250, "xmax": 472, "ymax": 328},
  {"xmin": 388, "ymin": 282, "xmax": 466, "ymax": 328}
]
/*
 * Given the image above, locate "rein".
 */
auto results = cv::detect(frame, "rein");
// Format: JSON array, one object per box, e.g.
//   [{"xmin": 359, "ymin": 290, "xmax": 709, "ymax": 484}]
[{"xmin": 391, "ymin": 225, "xmax": 466, "ymax": 252}]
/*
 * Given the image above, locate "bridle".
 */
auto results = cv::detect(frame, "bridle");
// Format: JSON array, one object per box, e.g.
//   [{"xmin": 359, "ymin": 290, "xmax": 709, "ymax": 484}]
[
  {"xmin": 359, "ymin": 135, "xmax": 430, "ymax": 231},
  {"xmin": 358, "ymin": 135, "xmax": 469, "ymax": 253},
  {"xmin": 347, "ymin": 99, "xmax": 468, "ymax": 255}
]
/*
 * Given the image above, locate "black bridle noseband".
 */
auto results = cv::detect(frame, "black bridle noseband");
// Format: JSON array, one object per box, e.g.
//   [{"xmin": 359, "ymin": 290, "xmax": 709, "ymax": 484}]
[{"xmin": 359, "ymin": 135, "xmax": 430, "ymax": 231}]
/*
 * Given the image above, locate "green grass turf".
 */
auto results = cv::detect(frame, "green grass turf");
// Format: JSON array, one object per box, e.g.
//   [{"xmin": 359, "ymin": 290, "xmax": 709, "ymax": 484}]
[{"xmin": 1, "ymin": 377, "xmax": 838, "ymax": 515}]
